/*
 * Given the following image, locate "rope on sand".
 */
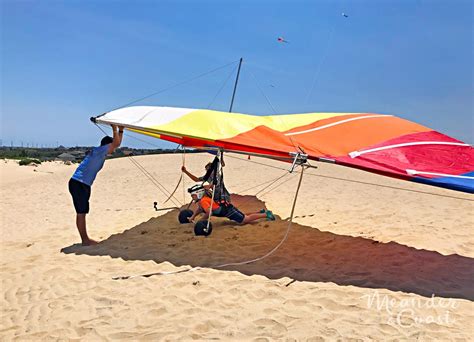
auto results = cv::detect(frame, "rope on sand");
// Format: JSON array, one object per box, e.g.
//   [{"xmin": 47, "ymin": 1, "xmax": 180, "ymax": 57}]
[{"xmin": 112, "ymin": 165, "xmax": 306, "ymax": 280}]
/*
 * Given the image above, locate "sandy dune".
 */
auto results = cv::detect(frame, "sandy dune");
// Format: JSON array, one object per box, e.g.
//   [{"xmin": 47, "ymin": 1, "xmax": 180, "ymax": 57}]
[{"xmin": 1, "ymin": 154, "xmax": 473, "ymax": 340}]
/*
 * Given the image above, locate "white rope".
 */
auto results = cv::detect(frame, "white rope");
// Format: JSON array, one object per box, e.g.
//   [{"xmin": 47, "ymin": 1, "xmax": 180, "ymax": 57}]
[
  {"xmin": 113, "ymin": 164, "xmax": 306, "ymax": 280},
  {"xmin": 215, "ymin": 165, "xmax": 305, "ymax": 268}
]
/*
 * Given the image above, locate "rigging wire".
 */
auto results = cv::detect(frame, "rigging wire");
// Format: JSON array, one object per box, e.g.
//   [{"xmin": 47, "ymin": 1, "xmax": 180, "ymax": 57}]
[
  {"xmin": 246, "ymin": 67, "xmax": 306, "ymax": 155},
  {"xmin": 108, "ymin": 59, "xmax": 240, "ymax": 112},
  {"xmin": 224, "ymin": 154, "xmax": 474, "ymax": 202},
  {"xmin": 128, "ymin": 156, "xmax": 182, "ymax": 207},
  {"xmin": 207, "ymin": 64, "xmax": 240, "ymax": 109},
  {"xmin": 129, "ymin": 156, "xmax": 182, "ymax": 207},
  {"xmin": 305, "ymin": 172, "xmax": 474, "ymax": 202},
  {"xmin": 122, "ymin": 131, "xmax": 166, "ymax": 149},
  {"xmin": 305, "ymin": 23, "xmax": 336, "ymax": 105},
  {"xmin": 248, "ymin": 68, "xmax": 278, "ymax": 114},
  {"xmin": 94, "ymin": 122, "xmax": 109, "ymax": 136},
  {"xmin": 94, "ymin": 123, "xmax": 192, "ymax": 209},
  {"xmin": 246, "ymin": 68, "xmax": 303, "ymax": 152},
  {"xmin": 235, "ymin": 171, "xmax": 295, "ymax": 208},
  {"xmin": 95, "ymin": 122, "xmax": 164, "ymax": 149},
  {"xmin": 94, "ymin": 123, "xmax": 188, "ymax": 207},
  {"xmin": 94, "ymin": 123, "xmax": 183, "ymax": 207},
  {"xmin": 239, "ymin": 172, "xmax": 294, "ymax": 193},
  {"xmin": 257, "ymin": 172, "xmax": 298, "ymax": 199}
]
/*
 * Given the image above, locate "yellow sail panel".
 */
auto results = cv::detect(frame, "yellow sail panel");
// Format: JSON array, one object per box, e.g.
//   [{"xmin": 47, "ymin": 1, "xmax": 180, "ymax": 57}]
[{"xmin": 152, "ymin": 109, "xmax": 352, "ymax": 141}]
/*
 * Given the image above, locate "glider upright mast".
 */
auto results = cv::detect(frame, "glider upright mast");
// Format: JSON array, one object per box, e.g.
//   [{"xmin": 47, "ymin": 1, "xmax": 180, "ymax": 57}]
[
  {"xmin": 229, "ymin": 58, "xmax": 243, "ymax": 113},
  {"xmin": 203, "ymin": 57, "xmax": 243, "ymax": 234}
]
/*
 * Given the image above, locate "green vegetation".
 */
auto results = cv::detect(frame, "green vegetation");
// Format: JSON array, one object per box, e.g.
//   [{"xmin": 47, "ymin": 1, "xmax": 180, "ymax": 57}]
[
  {"xmin": 19, "ymin": 158, "xmax": 42, "ymax": 166},
  {"xmin": 0, "ymin": 146, "xmax": 202, "ymax": 163}
]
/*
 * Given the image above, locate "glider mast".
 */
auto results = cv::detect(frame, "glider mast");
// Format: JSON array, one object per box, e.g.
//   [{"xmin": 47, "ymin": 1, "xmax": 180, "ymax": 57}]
[{"xmin": 229, "ymin": 57, "xmax": 243, "ymax": 113}]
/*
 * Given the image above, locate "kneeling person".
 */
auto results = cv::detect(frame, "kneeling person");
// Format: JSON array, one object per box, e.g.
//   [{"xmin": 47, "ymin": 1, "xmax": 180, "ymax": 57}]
[{"xmin": 188, "ymin": 185, "xmax": 274, "ymax": 224}]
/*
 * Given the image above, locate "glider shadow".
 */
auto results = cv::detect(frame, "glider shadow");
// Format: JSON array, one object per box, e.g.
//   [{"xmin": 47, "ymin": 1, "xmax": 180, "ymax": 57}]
[{"xmin": 61, "ymin": 196, "xmax": 474, "ymax": 301}]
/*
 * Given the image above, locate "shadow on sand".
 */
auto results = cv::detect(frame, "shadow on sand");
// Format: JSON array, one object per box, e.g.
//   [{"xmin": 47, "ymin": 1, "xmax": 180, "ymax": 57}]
[{"xmin": 62, "ymin": 195, "xmax": 474, "ymax": 301}]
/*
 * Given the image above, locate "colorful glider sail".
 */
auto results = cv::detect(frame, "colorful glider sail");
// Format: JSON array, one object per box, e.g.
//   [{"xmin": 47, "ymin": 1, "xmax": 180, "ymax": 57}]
[{"xmin": 94, "ymin": 106, "xmax": 474, "ymax": 193}]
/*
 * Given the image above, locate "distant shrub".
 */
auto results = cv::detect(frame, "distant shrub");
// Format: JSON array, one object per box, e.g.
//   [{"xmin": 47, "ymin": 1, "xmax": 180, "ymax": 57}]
[{"xmin": 19, "ymin": 158, "xmax": 42, "ymax": 166}]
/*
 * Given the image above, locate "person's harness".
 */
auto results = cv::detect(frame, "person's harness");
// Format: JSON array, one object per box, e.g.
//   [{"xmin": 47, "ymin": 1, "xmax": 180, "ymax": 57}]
[{"xmin": 201, "ymin": 155, "xmax": 231, "ymax": 205}]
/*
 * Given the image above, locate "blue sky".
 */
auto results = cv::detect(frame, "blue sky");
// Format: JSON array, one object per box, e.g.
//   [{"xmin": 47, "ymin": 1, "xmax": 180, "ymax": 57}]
[{"xmin": 1, "ymin": 0, "xmax": 472, "ymax": 148}]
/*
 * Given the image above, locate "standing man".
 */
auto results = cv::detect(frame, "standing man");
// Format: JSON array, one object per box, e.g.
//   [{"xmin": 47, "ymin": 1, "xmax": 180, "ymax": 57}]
[{"xmin": 68, "ymin": 125, "xmax": 124, "ymax": 245}]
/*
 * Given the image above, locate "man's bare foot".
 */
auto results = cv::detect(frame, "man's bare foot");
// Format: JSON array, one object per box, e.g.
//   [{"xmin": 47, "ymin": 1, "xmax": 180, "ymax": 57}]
[{"xmin": 82, "ymin": 239, "xmax": 99, "ymax": 246}]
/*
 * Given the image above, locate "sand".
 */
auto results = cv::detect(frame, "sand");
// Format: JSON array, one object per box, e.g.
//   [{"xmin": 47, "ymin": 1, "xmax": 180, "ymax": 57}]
[{"xmin": 1, "ymin": 154, "xmax": 473, "ymax": 340}]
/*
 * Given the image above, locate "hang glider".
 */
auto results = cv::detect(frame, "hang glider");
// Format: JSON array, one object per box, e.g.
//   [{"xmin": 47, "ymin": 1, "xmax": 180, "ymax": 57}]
[{"xmin": 93, "ymin": 106, "xmax": 474, "ymax": 194}]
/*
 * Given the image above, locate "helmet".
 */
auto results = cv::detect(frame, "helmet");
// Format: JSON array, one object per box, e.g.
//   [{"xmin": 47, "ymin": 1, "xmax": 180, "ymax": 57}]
[{"xmin": 188, "ymin": 184, "xmax": 206, "ymax": 200}]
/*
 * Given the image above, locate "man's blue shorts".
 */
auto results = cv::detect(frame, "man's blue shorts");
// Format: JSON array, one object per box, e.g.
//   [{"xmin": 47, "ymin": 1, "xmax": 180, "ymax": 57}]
[{"xmin": 218, "ymin": 204, "xmax": 245, "ymax": 224}]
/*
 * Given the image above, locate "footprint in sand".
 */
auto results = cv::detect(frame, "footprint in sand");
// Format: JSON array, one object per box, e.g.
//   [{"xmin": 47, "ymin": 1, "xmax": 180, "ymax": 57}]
[{"xmin": 252, "ymin": 318, "xmax": 287, "ymax": 335}]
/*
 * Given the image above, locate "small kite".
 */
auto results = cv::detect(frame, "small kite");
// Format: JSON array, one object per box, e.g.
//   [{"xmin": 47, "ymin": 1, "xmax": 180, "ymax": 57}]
[
  {"xmin": 342, "ymin": 13, "xmax": 348, "ymax": 18},
  {"xmin": 277, "ymin": 37, "xmax": 289, "ymax": 44}
]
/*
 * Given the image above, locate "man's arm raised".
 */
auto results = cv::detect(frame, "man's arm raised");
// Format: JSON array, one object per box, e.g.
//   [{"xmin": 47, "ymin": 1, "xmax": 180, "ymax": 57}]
[{"xmin": 108, "ymin": 125, "xmax": 124, "ymax": 154}]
